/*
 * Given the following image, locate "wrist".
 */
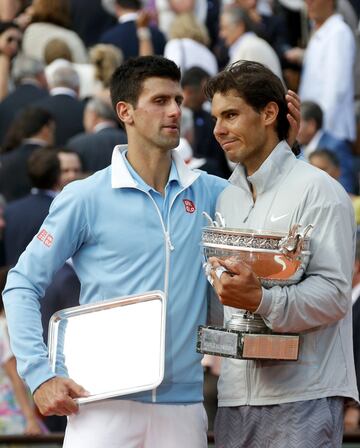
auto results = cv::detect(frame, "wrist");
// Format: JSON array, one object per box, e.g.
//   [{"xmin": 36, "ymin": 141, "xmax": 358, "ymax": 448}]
[{"xmin": 137, "ymin": 27, "xmax": 151, "ymax": 40}]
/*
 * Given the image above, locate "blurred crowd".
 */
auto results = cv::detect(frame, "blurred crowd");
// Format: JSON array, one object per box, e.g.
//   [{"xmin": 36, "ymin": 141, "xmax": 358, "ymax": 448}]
[{"xmin": 0, "ymin": 0, "xmax": 360, "ymax": 438}]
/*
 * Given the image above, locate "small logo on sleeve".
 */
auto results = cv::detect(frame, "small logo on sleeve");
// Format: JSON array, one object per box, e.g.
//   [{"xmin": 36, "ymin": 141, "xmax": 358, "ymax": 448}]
[
  {"xmin": 183, "ymin": 199, "xmax": 196, "ymax": 213},
  {"xmin": 37, "ymin": 229, "xmax": 54, "ymax": 247}
]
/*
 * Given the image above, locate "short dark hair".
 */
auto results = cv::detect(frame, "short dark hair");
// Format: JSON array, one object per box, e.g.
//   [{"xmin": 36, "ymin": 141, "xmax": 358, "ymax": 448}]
[
  {"xmin": 181, "ymin": 66, "xmax": 210, "ymax": 88},
  {"xmin": 309, "ymin": 148, "xmax": 340, "ymax": 168},
  {"xmin": 110, "ymin": 56, "xmax": 181, "ymax": 112},
  {"xmin": 0, "ymin": 21, "xmax": 20, "ymax": 35},
  {"xmin": 27, "ymin": 148, "xmax": 60, "ymax": 189},
  {"xmin": 1, "ymin": 107, "xmax": 54, "ymax": 153},
  {"xmin": 115, "ymin": 0, "xmax": 142, "ymax": 9},
  {"xmin": 301, "ymin": 101, "xmax": 323, "ymax": 130},
  {"xmin": 205, "ymin": 60, "xmax": 289, "ymax": 141}
]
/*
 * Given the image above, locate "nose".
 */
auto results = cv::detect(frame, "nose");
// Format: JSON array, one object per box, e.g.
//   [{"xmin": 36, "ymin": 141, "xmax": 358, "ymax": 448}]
[
  {"xmin": 213, "ymin": 119, "xmax": 227, "ymax": 139},
  {"xmin": 168, "ymin": 100, "xmax": 181, "ymax": 119}
]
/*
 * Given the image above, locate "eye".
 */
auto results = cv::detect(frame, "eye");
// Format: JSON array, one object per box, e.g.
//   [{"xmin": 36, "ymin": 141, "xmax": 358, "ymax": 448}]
[
  {"xmin": 155, "ymin": 98, "xmax": 167, "ymax": 105},
  {"xmin": 226, "ymin": 112, "xmax": 237, "ymax": 119}
]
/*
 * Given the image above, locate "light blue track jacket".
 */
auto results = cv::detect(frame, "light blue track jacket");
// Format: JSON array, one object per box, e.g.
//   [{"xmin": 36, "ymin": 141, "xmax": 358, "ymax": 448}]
[{"xmin": 3, "ymin": 145, "xmax": 228, "ymax": 403}]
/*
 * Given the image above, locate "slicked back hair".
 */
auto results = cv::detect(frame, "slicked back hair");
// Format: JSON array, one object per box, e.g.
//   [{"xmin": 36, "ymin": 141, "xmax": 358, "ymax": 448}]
[
  {"xmin": 110, "ymin": 55, "xmax": 181, "ymax": 113},
  {"xmin": 205, "ymin": 60, "xmax": 289, "ymax": 141}
]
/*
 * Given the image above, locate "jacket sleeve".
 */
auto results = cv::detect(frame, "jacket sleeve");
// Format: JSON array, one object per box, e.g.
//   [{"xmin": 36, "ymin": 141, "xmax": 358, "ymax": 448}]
[
  {"xmin": 256, "ymin": 192, "xmax": 356, "ymax": 333},
  {"xmin": 2, "ymin": 186, "xmax": 90, "ymax": 393}
]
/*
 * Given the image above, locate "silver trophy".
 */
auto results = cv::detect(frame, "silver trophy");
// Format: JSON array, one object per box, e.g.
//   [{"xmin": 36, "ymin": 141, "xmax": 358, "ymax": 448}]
[{"xmin": 197, "ymin": 214, "xmax": 313, "ymax": 361}]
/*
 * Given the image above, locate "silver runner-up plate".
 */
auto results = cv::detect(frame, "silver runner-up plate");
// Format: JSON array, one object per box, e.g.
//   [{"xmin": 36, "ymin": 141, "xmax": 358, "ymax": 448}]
[{"xmin": 48, "ymin": 290, "xmax": 166, "ymax": 404}]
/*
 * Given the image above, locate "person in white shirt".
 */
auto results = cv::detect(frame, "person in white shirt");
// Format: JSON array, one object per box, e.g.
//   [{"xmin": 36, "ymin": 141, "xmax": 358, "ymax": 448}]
[
  {"xmin": 287, "ymin": 0, "xmax": 356, "ymax": 143},
  {"xmin": 219, "ymin": 4, "xmax": 283, "ymax": 82}
]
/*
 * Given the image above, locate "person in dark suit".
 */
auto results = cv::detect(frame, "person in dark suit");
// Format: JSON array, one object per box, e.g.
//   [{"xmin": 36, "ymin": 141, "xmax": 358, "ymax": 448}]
[
  {"xmin": 3, "ymin": 147, "xmax": 80, "ymax": 433},
  {"xmin": 3, "ymin": 148, "xmax": 61, "ymax": 266},
  {"xmin": 99, "ymin": 0, "xmax": 166, "ymax": 60},
  {"xmin": 67, "ymin": 97, "xmax": 127, "ymax": 173},
  {"xmin": 181, "ymin": 67, "xmax": 231, "ymax": 179},
  {"xmin": 69, "ymin": 0, "xmax": 116, "ymax": 47},
  {"xmin": 298, "ymin": 100, "xmax": 358, "ymax": 194},
  {"xmin": 35, "ymin": 62, "xmax": 84, "ymax": 146},
  {"xmin": 0, "ymin": 54, "xmax": 49, "ymax": 145},
  {"xmin": 0, "ymin": 107, "xmax": 55, "ymax": 202}
]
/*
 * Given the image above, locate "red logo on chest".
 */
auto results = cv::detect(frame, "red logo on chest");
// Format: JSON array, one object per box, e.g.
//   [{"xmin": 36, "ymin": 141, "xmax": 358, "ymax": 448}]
[
  {"xmin": 37, "ymin": 229, "xmax": 54, "ymax": 247},
  {"xmin": 183, "ymin": 199, "xmax": 196, "ymax": 213}
]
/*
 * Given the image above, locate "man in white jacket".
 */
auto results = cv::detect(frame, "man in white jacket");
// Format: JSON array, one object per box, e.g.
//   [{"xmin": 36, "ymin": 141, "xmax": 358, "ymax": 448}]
[{"xmin": 207, "ymin": 60, "xmax": 357, "ymax": 447}]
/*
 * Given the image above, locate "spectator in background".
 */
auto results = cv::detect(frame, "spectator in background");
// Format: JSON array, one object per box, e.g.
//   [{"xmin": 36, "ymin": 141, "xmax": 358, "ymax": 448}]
[
  {"xmin": 235, "ymin": 0, "xmax": 291, "ymax": 64},
  {"xmin": 308, "ymin": 148, "xmax": 341, "ymax": 181},
  {"xmin": 298, "ymin": 101, "xmax": 357, "ymax": 194},
  {"xmin": 68, "ymin": 98, "xmax": 127, "ymax": 173},
  {"xmin": 99, "ymin": 0, "xmax": 166, "ymax": 60},
  {"xmin": 3, "ymin": 148, "xmax": 61, "ymax": 266},
  {"xmin": 36, "ymin": 63, "xmax": 84, "ymax": 145},
  {"xmin": 22, "ymin": 0, "xmax": 88, "ymax": 64},
  {"xmin": 0, "ymin": 107, "xmax": 55, "ymax": 202},
  {"xmin": 0, "ymin": 21, "xmax": 22, "ymax": 100},
  {"xmin": 0, "ymin": 267, "xmax": 45, "ymax": 436},
  {"xmin": 2, "ymin": 148, "xmax": 81, "ymax": 433},
  {"xmin": 155, "ymin": 0, "xmax": 207, "ymax": 38},
  {"xmin": 181, "ymin": 66, "xmax": 230, "ymax": 178},
  {"xmin": 219, "ymin": 5, "xmax": 283, "ymax": 81},
  {"xmin": 56, "ymin": 148, "xmax": 83, "ymax": 189},
  {"xmin": 68, "ymin": 0, "xmax": 116, "ymax": 48},
  {"xmin": 287, "ymin": 0, "xmax": 356, "ymax": 143},
  {"xmin": 89, "ymin": 43, "xmax": 123, "ymax": 103},
  {"xmin": 164, "ymin": 13, "xmax": 218, "ymax": 76},
  {"xmin": 0, "ymin": 54, "xmax": 48, "ymax": 145}
]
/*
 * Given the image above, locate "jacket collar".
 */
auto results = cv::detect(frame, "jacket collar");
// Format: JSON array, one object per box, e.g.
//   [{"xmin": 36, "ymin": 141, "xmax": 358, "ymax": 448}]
[
  {"xmin": 229, "ymin": 141, "xmax": 296, "ymax": 195},
  {"xmin": 111, "ymin": 144, "xmax": 200, "ymax": 189}
]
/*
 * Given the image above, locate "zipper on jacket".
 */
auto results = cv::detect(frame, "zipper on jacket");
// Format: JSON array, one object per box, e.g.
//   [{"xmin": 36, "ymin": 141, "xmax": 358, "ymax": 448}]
[{"xmin": 243, "ymin": 204, "xmax": 254, "ymax": 223}]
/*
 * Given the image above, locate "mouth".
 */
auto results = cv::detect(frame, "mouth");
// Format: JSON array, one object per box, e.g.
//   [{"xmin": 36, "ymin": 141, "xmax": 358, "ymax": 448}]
[
  {"xmin": 220, "ymin": 139, "xmax": 237, "ymax": 150},
  {"xmin": 162, "ymin": 124, "xmax": 180, "ymax": 134}
]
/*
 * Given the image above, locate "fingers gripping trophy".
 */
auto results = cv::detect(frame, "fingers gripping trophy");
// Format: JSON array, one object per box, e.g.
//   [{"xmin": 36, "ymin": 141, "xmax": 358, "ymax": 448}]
[{"xmin": 197, "ymin": 212, "xmax": 313, "ymax": 361}]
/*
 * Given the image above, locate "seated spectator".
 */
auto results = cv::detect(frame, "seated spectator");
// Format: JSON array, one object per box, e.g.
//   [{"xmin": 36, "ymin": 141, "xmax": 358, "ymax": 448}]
[
  {"xmin": 0, "ymin": 107, "xmax": 55, "ymax": 202},
  {"xmin": 0, "ymin": 267, "xmax": 45, "ymax": 436},
  {"xmin": 298, "ymin": 101, "xmax": 357, "ymax": 194},
  {"xmin": 99, "ymin": 0, "xmax": 166, "ymax": 60},
  {"xmin": 0, "ymin": 54, "xmax": 48, "ymax": 145},
  {"xmin": 0, "ymin": 21, "xmax": 22, "ymax": 100},
  {"xmin": 22, "ymin": 0, "xmax": 88, "ymax": 64},
  {"xmin": 164, "ymin": 13, "xmax": 218, "ymax": 76},
  {"xmin": 67, "ymin": 98, "xmax": 127, "ymax": 173},
  {"xmin": 36, "ymin": 62, "xmax": 84, "ymax": 145}
]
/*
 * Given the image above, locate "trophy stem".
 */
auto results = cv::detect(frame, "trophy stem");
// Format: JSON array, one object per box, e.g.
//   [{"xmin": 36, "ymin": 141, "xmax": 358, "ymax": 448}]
[{"xmin": 226, "ymin": 311, "xmax": 269, "ymax": 334}]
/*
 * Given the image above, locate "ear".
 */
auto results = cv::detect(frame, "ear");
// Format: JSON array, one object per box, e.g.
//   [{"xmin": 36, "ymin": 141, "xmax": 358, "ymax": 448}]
[
  {"xmin": 262, "ymin": 101, "xmax": 279, "ymax": 127},
  {"xmin": 116, "ymin": 101, "xmax": 134, "ymax": 126}
]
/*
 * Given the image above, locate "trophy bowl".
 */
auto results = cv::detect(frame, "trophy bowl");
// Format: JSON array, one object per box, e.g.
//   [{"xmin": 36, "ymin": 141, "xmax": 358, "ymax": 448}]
[
  {"xmin": 202, "ymin": 224, "xmax": 312, "ymax": 287},
  {"xmin": 197, "ymin": 222, "xmax": 313, "ymax": 360}
]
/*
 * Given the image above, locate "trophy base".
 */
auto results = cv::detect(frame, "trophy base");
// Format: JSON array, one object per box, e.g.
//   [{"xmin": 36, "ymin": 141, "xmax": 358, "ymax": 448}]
[{"xmin": 197, "ymin": 325, "xmax": 299, "ymax": 361}]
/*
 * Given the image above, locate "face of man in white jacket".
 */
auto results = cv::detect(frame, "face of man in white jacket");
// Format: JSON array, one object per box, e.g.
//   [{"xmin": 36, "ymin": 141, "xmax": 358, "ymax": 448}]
[{"xmin": 212, "ymin": 91, "xmax": 279, "ymax": 176}]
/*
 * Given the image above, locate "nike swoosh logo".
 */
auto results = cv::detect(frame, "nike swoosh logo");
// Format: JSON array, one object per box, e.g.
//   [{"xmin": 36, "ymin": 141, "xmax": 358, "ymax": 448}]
[{"xmin": 270, "ymin": 213, "xmax": 289, "ymax": 222}]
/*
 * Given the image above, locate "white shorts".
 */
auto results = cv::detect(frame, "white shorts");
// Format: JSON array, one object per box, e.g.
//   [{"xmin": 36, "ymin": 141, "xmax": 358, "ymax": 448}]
[{"xmin": 63, "ymin": 399, "xmax": 208, "ymax": 448}]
